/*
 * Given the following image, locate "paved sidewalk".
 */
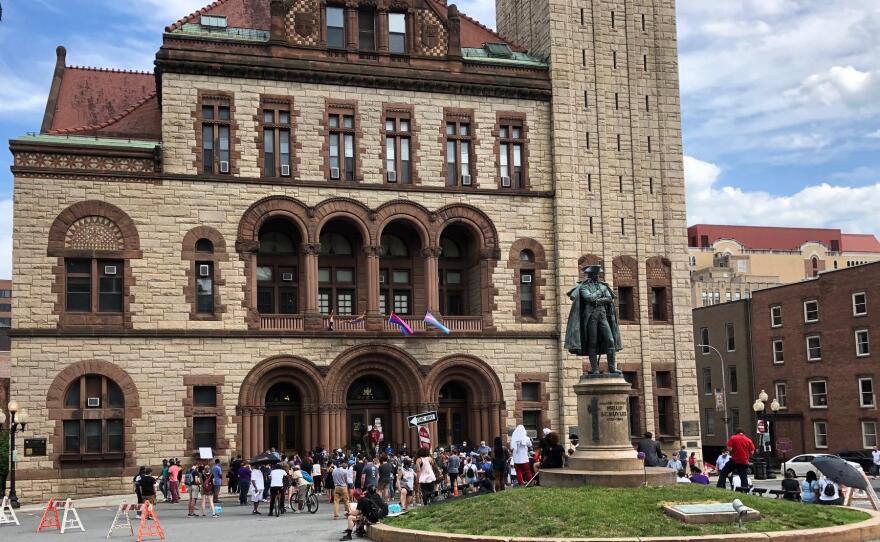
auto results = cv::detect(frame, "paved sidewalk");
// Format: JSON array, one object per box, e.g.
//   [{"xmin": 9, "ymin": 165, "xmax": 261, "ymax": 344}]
[{"xmin": 2, "ymin": 493, "xmax": 355, "ymax": 541}]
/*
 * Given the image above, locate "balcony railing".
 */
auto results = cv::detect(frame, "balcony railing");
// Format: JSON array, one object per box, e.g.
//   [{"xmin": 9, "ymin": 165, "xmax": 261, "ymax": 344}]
[
  {"xmin": 324, "ymin": 315, "xmax": 366, "ymax": 331},
  {"xmin": 260, "ymin": 314, "xmax": 304, "ymax": 331},
  {"xmin": 382, "ymin": 315, "xmax": 483, "ymax": 333}
]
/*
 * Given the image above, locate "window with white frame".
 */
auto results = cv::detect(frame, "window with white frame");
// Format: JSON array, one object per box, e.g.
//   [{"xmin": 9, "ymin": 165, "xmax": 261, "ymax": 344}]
[
  {"xmin": 773, "ymin": 340, "xmax": 784, "ymax": 364},
  {"xmin": 770, "ymin": 305, "xmax": 782, "ymax": 327},
  {"xmin": 809, "ymin": 380, "xmax": 828, "ymax": 408},
  {"xmin": 806, "ymin": 335, "xmax": 822, "ymax": 361},
  {"xmin": 859, "ymin": 378, "xmax": 875, "ymax": 408},
  {"xmin": 814, "ymin": 421, "xmax": 828, "ymax": 448},
  {"xmin": 774, "ymin": 382, "xmax": 787, "ymax": 409},
  {"xmin": 856, "ymin": 330, "xmax": 870, "ymax": 357},
  {"xmin": 803, "ymin": 300, "xmax": 819, "ymax": 323},
  {"xmin": 853, "ymin": 292, "xmax": 867, "ymax": 316},
  {"xmin": 863, "ymin": 421, "xmax": 877, "ymax": 449}
]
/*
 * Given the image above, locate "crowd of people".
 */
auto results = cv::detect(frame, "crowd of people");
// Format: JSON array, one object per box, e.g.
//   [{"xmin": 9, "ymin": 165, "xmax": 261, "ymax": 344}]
[{"xmin": 129, "ymin": 425, "xmax": 571, "ymax": 539}]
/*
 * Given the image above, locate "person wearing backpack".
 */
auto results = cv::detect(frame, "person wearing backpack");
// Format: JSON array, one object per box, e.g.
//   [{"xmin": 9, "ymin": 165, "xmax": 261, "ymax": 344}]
[
  {"xmin": 340, "ymin": 486, "xmax": 387, "ymax": 541},
  {"xmin": 199, "ymin": 464, "xmax": 217, "ymax": 517},
  {"xmin": 818, "ymin": 476, "xmax": 842, "ymax": 505},
  {"xmin": 800, "ymin": 470, "xmax": 819, "ymax": 504},
  {"xmin": 185, "ymin": 464, "xmax": 200, "ymax": 517}
]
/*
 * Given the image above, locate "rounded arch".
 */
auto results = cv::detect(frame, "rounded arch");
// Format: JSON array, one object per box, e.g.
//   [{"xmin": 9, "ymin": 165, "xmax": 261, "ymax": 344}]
[
  {"xmin": 435, "ymin": 204, "xmax": 499, "ymax": 252},
  {"xmin": 236, "ymin": 196, "xmax": 310, "ymax": 249},
  {"xmin": 182, "ymin": 226, "xmax": 228, "ymax": 258},
  {"xmin": 508, "ymin": 238, "xmax": 547, "ymax": 268},
  {"xmin": 372, "ymin": 200, "xmax": 433, "ymax": 247},
  {"xmin": 47, "ymin": 200, "xmax": 140, "ymax": 256},
  {"xmin": 47, "ymin": 360, "xmax": 141, "ymax": 413},
  {"xmin": 425, "ymin": 354, "xmax": 504, "ymax": 406},
  {"xmin": 238, "ymin": 355, "xmax": 324, "ymax": 410},
  {"xmin": 312, "ymin": 198, "xmax": 373, "ymax": 245},
  {"xmin": 325, "ymin": 344, "xmax": 425, "ymax": 405}
]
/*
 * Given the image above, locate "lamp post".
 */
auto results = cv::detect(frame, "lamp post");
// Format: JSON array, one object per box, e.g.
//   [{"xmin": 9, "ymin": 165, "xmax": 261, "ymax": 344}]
[
  {"xmin": 1, "ymin": 400, "xmax": 29, "ymax": 508},
  {"xmin": 697, "ymin": 344, "xmax": 729, "ymax": 442},
  {"xmin": 752, "ymin": 390, "xmax": 780, "ymax": 480}
]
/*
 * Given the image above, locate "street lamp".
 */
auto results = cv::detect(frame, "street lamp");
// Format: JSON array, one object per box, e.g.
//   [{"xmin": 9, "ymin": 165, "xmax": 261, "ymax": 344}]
[
  {"xmin": 1, "ymin": 401, "xmax": 28, "ymax": 508},
  {"xmin": 752, "ymin": 390, "xmax": 780, "ymax": 480},
  {"xmin": 698, "ymin": 344, "xmax": 730, "ymax": 441}
]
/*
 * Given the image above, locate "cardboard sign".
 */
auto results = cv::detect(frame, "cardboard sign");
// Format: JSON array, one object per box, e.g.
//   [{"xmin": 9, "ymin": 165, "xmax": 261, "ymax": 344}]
[{"xmin": 198, "ymin": 447, "xmax": 213, "ymax": 460}]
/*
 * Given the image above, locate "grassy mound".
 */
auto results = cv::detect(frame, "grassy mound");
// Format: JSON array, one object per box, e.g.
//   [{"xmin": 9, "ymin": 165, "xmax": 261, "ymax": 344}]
[{"xmin": 386, "ymin": 486, "xmax": 870, "ymax": 538}]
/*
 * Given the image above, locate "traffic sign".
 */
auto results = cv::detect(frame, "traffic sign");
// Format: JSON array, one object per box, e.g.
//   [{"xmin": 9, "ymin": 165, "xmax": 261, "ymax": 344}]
[
  {"xmin": 777, "ymin": 437, "xmax": 793, "ymax": 453},
  {"xmin": 757, "ymin": 420, "xmax": 766, "ymax": 434},
  {"xmin": 418, "ymin": 426, "xmax": 431, "ymax": 449},
  {"xmin": 408, "ymin": 411, "xmax": 438, "ymax": 427}
]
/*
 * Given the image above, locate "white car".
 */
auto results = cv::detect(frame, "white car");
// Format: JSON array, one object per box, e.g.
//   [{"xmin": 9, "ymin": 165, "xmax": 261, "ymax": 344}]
[{"xmin": 782, "ymin": 453, "xmax": 864, "ymax": 478}]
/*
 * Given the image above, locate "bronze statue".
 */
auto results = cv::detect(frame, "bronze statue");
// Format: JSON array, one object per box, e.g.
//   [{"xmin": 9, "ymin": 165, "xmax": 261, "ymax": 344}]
[{"xmin": 564, "ymin": 265, "xmax": 623, "ymax": 376}]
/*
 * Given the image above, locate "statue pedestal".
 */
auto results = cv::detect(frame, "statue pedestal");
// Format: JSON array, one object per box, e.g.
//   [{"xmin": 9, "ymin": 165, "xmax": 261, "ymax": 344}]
[{"xmin": 541, "ymin": 375, "xmax": 674, "ymax": 488}]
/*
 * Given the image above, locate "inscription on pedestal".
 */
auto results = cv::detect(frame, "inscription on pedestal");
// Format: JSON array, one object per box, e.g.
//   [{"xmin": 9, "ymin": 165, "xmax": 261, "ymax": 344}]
[{"xmin": 601, "ymin": 401, "xmax": 627, "ymax": 422}]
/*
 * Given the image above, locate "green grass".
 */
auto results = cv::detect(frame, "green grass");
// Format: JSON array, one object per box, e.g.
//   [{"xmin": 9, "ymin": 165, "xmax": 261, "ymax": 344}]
[{"xmin": 386, "ymin": 486, "xmax": 870, "ymax": 538}]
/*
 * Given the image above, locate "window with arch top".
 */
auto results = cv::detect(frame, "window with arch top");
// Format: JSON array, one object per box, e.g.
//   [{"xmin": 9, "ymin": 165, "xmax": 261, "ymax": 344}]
[{"xmin": 62, "ymin": 374, "xmax": 125, "ymax": 456}]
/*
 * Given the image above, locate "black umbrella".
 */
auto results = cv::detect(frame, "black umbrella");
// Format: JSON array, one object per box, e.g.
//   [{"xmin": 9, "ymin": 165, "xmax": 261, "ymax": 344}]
[
  {"xmin": 249, "ymin": 452, "xmax": 279, "ymax": 466},
  {"xmin": 811, "ymin": 455, "xmax": 868, "ymax": 490}
]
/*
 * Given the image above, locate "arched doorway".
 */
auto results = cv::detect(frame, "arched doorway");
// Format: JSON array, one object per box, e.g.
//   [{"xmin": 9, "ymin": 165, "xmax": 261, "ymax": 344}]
[
  {"xmin": 264, "ymin": 382, "xmax": 300, "ymax": 453},
  {"xmin": 438, "ymin": 381, "xmax": 469, "ymax": 447},
  {"xmin": 346, "ymin": 376, "xmax": 392, "ymax": 451}
]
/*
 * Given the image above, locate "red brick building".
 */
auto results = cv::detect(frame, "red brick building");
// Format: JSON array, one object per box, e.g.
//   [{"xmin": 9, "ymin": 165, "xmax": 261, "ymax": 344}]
[{"xmin": 751, "ymin": 262, "xmax": 880, "ymax": 457}]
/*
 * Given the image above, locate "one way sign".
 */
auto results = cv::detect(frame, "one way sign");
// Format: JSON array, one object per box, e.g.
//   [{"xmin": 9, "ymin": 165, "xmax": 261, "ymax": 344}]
[{"xmin": 408, "ymin": 411, "xmax": 438, "ymax": 427}]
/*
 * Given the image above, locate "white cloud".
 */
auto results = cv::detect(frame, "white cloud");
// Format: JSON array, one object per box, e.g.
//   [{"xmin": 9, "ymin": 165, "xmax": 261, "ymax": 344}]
[
  {"xmin": 0, "ymin": 70, "xmax": 50, "ymax": 114},
  {"xmin": 685, "ymin": 156, "xmax": 880, "ymax": 235},
  {"xmin": 868, "ymin": 129, "xmax": 880, "ymax": 139},
  {"xmin": 784, "ymin": 66, "xmax": 877, "ymax": 106},
  {"xmin": 769, "ymin": 132, "xmax": 831, "ymax": 151},
  {"xmin": 0, "ymin": 199, "xmax": 11, "ymax": 279}
]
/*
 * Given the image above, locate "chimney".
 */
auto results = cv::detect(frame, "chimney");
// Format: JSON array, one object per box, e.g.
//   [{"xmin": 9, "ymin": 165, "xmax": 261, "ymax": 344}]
[
  {"xmin": 447, "ymin": 4, "xmax": 462, "ymax": 58},
  {"xmin": 270, "ymin": 0, "xmax": 286, "ymax": 43}
]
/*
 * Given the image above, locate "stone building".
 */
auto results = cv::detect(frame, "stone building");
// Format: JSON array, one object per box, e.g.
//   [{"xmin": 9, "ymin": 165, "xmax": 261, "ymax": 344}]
[
  {"xmin": 0, "ymin": 280, "xmax": 10, "ymax": 412},
  {"xmin": 688, "ymin": 224, "xmax": 880, "ymax": 309},
  {"xmin": 9, "ymin": 0, "xmax": 697, "ymax": 501},
  {"xmin": 751, "ymin": 262, "xmax": 880, "ymax": 458},
  {"xmin": 692, "ymin": 299, "xmax": 756, "ymax": 460}
]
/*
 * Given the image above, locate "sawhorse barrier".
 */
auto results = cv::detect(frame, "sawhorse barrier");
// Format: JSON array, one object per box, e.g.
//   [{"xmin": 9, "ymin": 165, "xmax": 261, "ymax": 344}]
[
  {"xmin": 0, "ymin": 496, "xmax": 20, "ymax": 526},
  {"xmin": 136, "ymin": 502, "xmax": 165, "ymax": 542},
  {"xmin": 107, "ymin": 503, "xmax": 143, "ymax": 539},
  {"xmin": 37, "ymin": 498, "xmax": 85, "ymax": 534}
]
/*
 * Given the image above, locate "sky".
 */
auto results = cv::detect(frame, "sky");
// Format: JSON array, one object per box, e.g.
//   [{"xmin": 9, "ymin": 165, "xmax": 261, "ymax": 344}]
[{"xmin": 1, "ymin": 0, "xmax": 879, "ymax": 279}]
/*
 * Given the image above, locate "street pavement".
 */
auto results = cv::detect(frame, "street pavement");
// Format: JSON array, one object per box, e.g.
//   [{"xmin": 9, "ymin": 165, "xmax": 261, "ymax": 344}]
[{"xmin": 1, "ymin": 492, "xmax": 354, "ymax": 542}]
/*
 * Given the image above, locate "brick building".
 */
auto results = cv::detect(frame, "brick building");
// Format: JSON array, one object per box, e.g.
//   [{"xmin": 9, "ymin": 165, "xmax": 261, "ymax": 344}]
[
  {"xmin": 750, "ymin": 262, "xmax": 880, "ymax": 457},
  {"xmin": 692, "ymin": 299, "xmax": 756, "ymax": 459},
  {"xmin": 9, "ymin": 0, "xmax": 697, "ymax": 501}
]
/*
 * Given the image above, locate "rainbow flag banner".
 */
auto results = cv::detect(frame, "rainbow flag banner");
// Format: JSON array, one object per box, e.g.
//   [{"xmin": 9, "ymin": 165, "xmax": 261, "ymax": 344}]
[
  {"xmin": 424, "ymin": 311, "xmax": 451, "ymax": 334},
  {"xmin": 388, "ymin": 313, "xmax": 414, "ymax": 336}
]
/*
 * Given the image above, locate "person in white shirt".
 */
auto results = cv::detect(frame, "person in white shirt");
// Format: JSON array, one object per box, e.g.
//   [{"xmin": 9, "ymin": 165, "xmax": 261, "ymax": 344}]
[
  {"xmin": 818, "ymin": 477, "xmax": 842, "ymax": 505},
  {"xmin": 872, "ymin": 447, "xmax": 880, "ymax": 479},
  {"xmin": 715, "ymin": 450, "xmax": 731, "ymax": 488},
  {"xmin": 268, "ymin": 464, "xmax": 287, "ymax": 516},
  {"xmin": 250, "ymin": 466, "xmax": 265, "ymax": 515},
  {"xmin": 675, "ymin": 469, "xmax": 692, "ymax": 484}
]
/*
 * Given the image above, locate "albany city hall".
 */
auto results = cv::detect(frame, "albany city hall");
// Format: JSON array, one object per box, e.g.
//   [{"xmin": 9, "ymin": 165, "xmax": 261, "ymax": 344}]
[{"xmin": 9, "ymin": 0, "xmax": 697, "ymax": 500}]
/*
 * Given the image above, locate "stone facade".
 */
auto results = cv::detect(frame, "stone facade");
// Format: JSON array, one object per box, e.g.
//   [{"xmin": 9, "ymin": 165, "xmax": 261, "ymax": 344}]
[{"xmin": 9, "ymin": 0, "xmax": 699, "ymax": 502}]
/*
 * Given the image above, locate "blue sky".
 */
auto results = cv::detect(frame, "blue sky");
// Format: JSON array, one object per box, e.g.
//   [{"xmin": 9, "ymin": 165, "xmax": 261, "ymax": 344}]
[{"xmin": 1, "ymin": 0, "xmax": 879, "ymax": 279}]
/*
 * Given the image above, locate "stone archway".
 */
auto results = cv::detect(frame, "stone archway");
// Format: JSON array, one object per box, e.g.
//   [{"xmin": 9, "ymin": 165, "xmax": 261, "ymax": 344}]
[
  {"xmin": 325, "ymin": 344, "xmax": 426, "ymax": 450},
  {"xmin": 238, "ymin": 355, "xmax": 324, "ymax": 457},
  {"xmin": 425, "ymin": 355, "xmax": 505, "ymax": 447}
]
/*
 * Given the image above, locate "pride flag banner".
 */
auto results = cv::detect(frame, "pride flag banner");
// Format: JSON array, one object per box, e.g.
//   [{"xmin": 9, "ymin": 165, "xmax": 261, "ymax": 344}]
[
  {"xmin": 424, "ymin": 311, "xmax": 450, "ymax": 334},
  {"xmin": 388, "ymin": 313, "xmax": 414, "ymax": 336}
]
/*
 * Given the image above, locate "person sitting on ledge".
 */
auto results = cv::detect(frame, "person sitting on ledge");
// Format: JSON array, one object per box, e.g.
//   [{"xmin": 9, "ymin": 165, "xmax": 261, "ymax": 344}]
[
  {"xmin": 675, "ymin": 469, "xmax": 692, "ymax": 484},
  {"xmin": 781, "ymin": 471, "xmax": 801, "ymax": 501},
  {"xmin": 689, "ymin": 467, "xmax": 710, "ymax": 485},
  {"xmin": 540, "ymin": 432, "xmax": 566, "ymax": 469}
]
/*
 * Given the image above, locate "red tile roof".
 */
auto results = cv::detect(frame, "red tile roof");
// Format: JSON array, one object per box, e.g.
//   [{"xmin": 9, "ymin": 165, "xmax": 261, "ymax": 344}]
[
  {"xmin": 426, "ymin": 0, "xmax": 526, "ymax": 51},
  {"xmin": 688, "ymin": 224, "xmax": 880, "ymax": 253},
  {"xmin": 841, "ymin": 234, "xmax": 880, "ymax": 253},
  {"xmin": 42, "ymin": 48, "xmax": 160, "ymax": 140}
]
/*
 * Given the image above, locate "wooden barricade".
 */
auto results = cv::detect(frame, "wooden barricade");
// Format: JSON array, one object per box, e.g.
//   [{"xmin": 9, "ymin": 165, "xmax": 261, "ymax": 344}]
[
  {"xmin": 107, "ymin": 503, "xmax": 143, "ymax": 539},
  {"xmin": 37, "ymin": 498, "xmax": 61, "ymax": 532},
  {"xmin": 136, "ymin": 502, "xmax": 165, "ymax": 542},
  {"xmin": 0, "ymin": 496, "xmax": 20, "ymax": 526}
]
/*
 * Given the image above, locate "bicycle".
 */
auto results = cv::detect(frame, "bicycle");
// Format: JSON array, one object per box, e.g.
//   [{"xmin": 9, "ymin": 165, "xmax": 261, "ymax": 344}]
[
  {"xmin": 271, "ymin": 487, "xmax": 286, "ymax": 517},
  {"xmin": 289, "ymin": 483, "xmax": 319, "ymax": 514}
]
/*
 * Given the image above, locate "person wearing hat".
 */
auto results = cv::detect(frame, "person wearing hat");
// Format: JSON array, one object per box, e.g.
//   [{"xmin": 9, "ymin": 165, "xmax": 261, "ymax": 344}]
[{"xmin": 564, "ymin": 264, "xmax": 623, "ymax": 375}]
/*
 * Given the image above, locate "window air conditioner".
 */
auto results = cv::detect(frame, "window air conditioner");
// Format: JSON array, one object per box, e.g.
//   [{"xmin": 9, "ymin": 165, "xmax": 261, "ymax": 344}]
[
  {"xmin": 330, "ymin": 167, "xmax": 341, "ymax": 180},
  {"xmin": 87, "ymin": 397, "xmax": 101, "ymax": 407},
  {"xmin": 461, "ymin": 175, "xmax": 472, "ymax": 186},
  {"xmin": 104, "ymin": 265, "xmax": 118, "ymax": 275},
  {"xmin": 280, "ymin": 164, "xmax": 291, "ymax": 177},
  {"xmin": 282, "ymin": 272, "xmax": 294, "ymax": 282},
  {"xmin": 521, "ymin": 274, "xmax": 533, "ymax": 284},
  {"xmin": 199, "ymin": 264, "xmax": 210, "ymax": 277},
  {"xmin": 219, "ymin": 161, "xmax": 230, "ymax": 173},
  {"xmin": 387, "ymin": 171, "xmax": 397, "ymax": 183}
]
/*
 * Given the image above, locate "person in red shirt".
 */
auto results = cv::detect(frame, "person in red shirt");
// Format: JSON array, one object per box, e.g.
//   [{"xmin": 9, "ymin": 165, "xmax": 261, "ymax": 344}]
[{"xmin": 716, "ymin": 428, "xmax": 756, "ymax": 489}]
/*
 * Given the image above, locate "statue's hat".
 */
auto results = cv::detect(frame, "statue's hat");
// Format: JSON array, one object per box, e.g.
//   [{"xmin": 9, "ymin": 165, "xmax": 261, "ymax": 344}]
[{"xmin": 581, "ymin": 264, "xmax": 603, "ymax": 274}]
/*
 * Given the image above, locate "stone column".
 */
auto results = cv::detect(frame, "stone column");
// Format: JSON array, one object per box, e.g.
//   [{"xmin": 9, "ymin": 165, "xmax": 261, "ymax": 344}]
[
  {"xmin": 422, "ymin": 247, "xmax": 441, "ymax": 312},
  {"xmin": 480, "ymin": 406, "xmax": 490, "ymax": 445},
  {"xmin": 303, "ymin": 243, "xmax": 321, "ymax": 330},
  {"xmin": 345, "ymin": 2, "xmax": 357, "ymax": 50},
  {"xmin": 488, "ymin": 402, "xmax": 500, "ymax": 440},
  {"xmin": 377, "ymin": 7, "xmax": 389, "ymax": 53},
  {"xmin": 242, "ymin": 409, "xmax": 253, "ymax": 459},
  {"xmin": 320, "ymin": 406, "xmax": 330, "ymax": 450},
  {"xmin": 479, "ymin": 248, "xmax": 498, "ymax": 330},
  {"xmin": 254, "ymin": 408, "xmax": 265, "ymax": 455},
  {"xmin": 303, "ymin": 408, "xmax": 313, "ymax": 453},
  {"xmin": 364, "ymin": 245, "xmax": 383, "ymax": 331}
]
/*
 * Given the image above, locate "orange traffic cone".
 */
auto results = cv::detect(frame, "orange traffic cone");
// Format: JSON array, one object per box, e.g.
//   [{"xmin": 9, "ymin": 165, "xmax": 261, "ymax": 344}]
[
  {"xmin": 452, "ymin": 485, "xmax": 459, "ymax": 497},
  {"xmin": 180, "ymin": 484, "xmax": 187, "ymax": 494}
]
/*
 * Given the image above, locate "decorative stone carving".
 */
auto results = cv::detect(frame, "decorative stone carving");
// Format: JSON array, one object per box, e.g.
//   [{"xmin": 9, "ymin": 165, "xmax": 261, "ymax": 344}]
[{"xmin": 65, "ymin": 216, "xmax": 125, "ymax": 251}]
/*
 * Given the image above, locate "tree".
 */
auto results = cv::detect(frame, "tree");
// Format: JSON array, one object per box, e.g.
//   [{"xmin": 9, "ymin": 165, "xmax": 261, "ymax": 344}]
[{"xmin": 0, "ymin": 430, "xmax": 8, "ymax": 497}]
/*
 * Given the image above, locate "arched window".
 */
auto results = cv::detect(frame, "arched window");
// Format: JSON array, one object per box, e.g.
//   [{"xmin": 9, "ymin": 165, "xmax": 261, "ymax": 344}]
[
  {"xmin": 319, "ymin": 232, "xmax": 354, "ymax": 256},
  {"xmin": 379, "ymin": 231, "xmax": 415, "ymax": 315},
  {"xmin": 62, "ymin": 375, "xmax": 125, "ymax": 456},
  {"xmin": 509, "ymin": 240, "xmax": 546, "ymax": 322},
  {"xmin": 195, "ymin": 238, "xmax": 214, "ymax": 253},
  {"xmin": 257, "ymin": 218, "xmax": 301, "ymax": 315},
  {"xmin": 519, "ymin": 251, "xmax": 535, "ymax": 317},
  {"xmin": 182, "ymin": 227, "xmax": 227, "ymax": 320},
  {"xmin": 811, "ymin": 256, "xmax": 820, "ymax": 278},
  {"xmin": 318, "ymin": 224, "xmax": 360, "ymax": 315},
  {"xmin": 439, "ymin": 227, "xmax": 477, "ymax": 316}
]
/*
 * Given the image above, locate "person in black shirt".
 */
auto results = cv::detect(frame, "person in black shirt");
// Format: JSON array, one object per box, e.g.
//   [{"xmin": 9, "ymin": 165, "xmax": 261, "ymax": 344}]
[
  {"xmin": 540, "ymin": 432, "xmax": 566, "ymax": 469},
  {"xmin": 140, "ymin": 467, "xmax": 158, "ymax": 508},
  {"xmin": 352, "ymin": 455, "xmax": 366, "ymax": 490},
  {"xmin": 781, "ymin": 471, "xmax": 801, "ymax": 501}
]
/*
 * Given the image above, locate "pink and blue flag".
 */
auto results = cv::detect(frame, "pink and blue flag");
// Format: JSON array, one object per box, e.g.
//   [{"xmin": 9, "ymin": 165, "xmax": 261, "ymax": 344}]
[
  {"xmin": 388, "ymin": 313, "xmax": 414, "ymax": 336},
  {"xmin": 424, "ymin": 311, "xmax": 450, "ymax": 334}
]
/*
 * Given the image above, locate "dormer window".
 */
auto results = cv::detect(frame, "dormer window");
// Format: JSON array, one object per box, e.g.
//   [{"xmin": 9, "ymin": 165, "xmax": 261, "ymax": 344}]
[
  {"xmin": 389, "ymin": 13, "xmax": 406, "ymax": 54},
  {"xmin": 358, "ymin": 8, "xmax": 376, "ymax": 51},
  {"xmin": 327, "ymin": 6, "xmax": 345, "ymax": 49},
  {"xmin": 201, "ymin": 15, "xmax": 227, "ymax": 29}
]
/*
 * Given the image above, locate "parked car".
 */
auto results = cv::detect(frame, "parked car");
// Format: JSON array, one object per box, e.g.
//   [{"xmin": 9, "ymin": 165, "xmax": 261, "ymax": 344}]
[
  {"xmin": 782, "ymin": 453, "xmax": 864, "ymax": 478},
  {"xmin": 837, "ymin": 450, "xmax": 874, "ymax": 472}
]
